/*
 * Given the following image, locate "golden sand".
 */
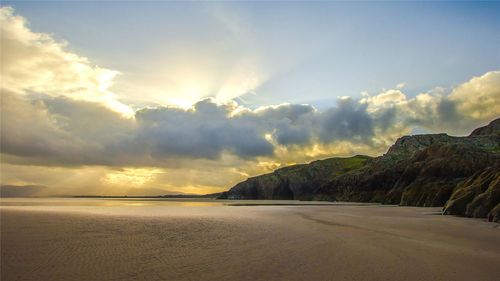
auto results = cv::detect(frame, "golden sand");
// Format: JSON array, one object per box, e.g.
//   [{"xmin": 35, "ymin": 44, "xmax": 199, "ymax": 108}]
[{"xmin": 1, "ymin": 201, "xmax": 499, "ymax": 281}]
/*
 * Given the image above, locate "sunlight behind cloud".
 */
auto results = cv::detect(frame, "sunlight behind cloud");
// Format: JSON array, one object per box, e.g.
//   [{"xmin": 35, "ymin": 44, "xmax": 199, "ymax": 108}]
[
  {"xmin": 102, "ymin": 168, "xmax": 163, "ymax": 187},
  {"xmin": 152, "ymin": 58, "xmax": 263, "ymax": 109}
]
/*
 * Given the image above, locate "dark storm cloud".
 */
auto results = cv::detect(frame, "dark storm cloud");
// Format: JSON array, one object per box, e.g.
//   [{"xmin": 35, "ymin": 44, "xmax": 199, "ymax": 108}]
[
  {"xmin": 136, "ymin": 99, "xmax": 274, "ymax": 159},
  {"xmin": 252, "ymin": 103, "xmax": 315, "ymax": 146},
  {"xmin": 0, "ymin": 93, "xmax": 381, "ymax": 166},
  {"xmin": 319, "ymin": 98, "xmax": 374, "ymax": 143},
  {"xmin": 0, "ymin": 91, "xmax": 140, "ymax": 166}
]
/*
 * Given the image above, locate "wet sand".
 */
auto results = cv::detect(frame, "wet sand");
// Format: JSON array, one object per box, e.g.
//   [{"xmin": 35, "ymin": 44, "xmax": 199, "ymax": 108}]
[{"xmin": 1, "ymin": 202, "xmax": 499, "ymax": 281}]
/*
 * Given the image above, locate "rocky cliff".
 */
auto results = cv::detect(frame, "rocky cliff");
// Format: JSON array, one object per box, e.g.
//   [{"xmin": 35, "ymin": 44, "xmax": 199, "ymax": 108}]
[
  {"xmin": 219, "ymin": 155, "xmax": 371, "ymax": 200},
  {"xmin": 470, "ymin": 119, "xmax": 500, "ymax": 136},
  {"xmin": 220, "ymin": 118, "xmax": 500, "ymax": 221}
]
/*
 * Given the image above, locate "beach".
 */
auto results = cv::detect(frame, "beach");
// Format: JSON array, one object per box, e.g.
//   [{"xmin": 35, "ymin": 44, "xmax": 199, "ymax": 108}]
[{"xmin": 1, "ymin": 199, "xmax": 499, "ymax": 281}]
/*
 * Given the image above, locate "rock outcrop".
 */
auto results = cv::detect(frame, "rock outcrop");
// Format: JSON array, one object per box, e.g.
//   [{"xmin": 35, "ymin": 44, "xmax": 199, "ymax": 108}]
[
  {"xmin": 443, "ymin": 168, "xmax": 500, "ymax": 221},
  {"xmin": 220, "ymin": 118, "xmax": 500, "ymax": 221}
]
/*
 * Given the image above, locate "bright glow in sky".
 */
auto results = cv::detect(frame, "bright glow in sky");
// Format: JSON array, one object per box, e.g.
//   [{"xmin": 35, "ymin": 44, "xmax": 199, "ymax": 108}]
[
  {"xmin": 6, "ymin": 1, "xmax": 499, "ymax": 109},
  {"xmin": 0, "ymin": 2, "xmax": 499, "ymax": 195}
]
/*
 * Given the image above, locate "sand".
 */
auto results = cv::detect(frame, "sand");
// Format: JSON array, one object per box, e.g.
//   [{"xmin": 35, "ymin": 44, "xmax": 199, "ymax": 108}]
[{"xmin": 1, "ymin": 200, "xmax": 499, "ymax": 281}]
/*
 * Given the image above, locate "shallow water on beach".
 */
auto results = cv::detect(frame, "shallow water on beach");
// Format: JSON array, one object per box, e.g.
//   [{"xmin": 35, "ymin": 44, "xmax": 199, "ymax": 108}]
[{"xmin": 0, "ymin": 197, "xmax": 372, "ymax": 207}]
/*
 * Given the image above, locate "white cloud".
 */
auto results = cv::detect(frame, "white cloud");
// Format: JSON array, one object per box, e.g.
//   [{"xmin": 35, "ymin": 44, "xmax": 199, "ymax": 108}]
[
  {"xmin": 0, "ymin": 6, "xmax": 133, "ymax": 116},
  {"xmin": 396, "ymin": 82, "xmax": 406, "ymax": 89},
  {"xmin": 448, "ymin": 71, "xmax": 500, "ymax": 121},
  {"xmin": 360, "ymin": 71, "xmax": 500, "ymax": 135}
]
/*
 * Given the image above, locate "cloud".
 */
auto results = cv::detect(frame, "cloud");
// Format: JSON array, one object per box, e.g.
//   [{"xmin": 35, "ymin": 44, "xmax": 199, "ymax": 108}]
[
  {"xmin": 319, "ymin": 97, "xmax": 374, "ymax": 143},
  {"xmin": 249, "ymin": 103, "xmax": 316, "ymax": 146},
  {"xmin": 1, "ymin": 91, "xmax": 140, "ymax": 166},
  {"xmin": 448, "ymin": 71, "xmax": 500, "ymax": 122},
  {"xmin": 0, "ymin": 6, "xmax": 132, "ymax": 116},
  {"xmin": 360, "ymin": 71, "xmax": 500, "ymax": 136},
  {"xmin": 4, "ymin": 69, "xmax": 499, "ymax": 170},
  {"xmin": 136, "ymin": 99, "xmax": 275, "ymax": 160},
  {"xmin": 0, "ymin": 91, "xmax": 382, "ymax": 167}
]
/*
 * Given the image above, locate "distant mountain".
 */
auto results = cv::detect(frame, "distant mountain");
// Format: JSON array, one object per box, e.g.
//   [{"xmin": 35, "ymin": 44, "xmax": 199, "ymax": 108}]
[
  {"xmin": 219, "ymin": 118, "xmax": 500, "ymax": 222},
  {"xmin": 72, "ymin": 188, "xmax": 198, "ymax": 198},
  {"xmin": 0, "ymin": 185, "xmax": 48, "ymax": 197},
  {"xmin": 124, "ymin": 187, "xmax": 192, "ymax": 197}
]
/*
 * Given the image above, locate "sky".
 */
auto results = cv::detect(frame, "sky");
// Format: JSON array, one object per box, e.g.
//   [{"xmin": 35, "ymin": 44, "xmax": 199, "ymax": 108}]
[{"xmin": 1, "ymin": 1, "xmax": 499, "ymax": 196}]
